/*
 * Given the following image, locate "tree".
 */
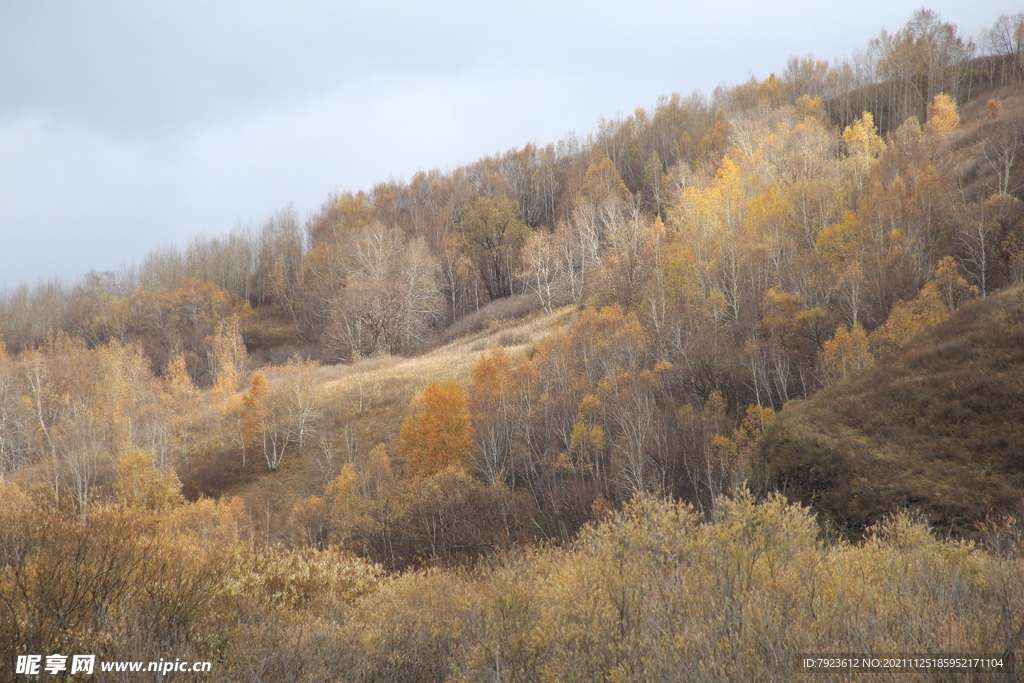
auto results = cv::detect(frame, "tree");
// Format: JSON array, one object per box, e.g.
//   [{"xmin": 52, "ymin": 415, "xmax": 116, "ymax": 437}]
[
  {"xmin": 438, "ymin": 235, "xmax": 487, "ymax": 321},
  {"xmin": 982, "ymin": 117, "xmax": 1022, "ymax": 196},
  {"xmin": 114, "ymin": 447, "xmax": 183, "ymax": 511},
  {"xmin": 20, "ymin": 347, "xmax": 65, "ymax": 508},
  {"xmin": 253, "ymin": 205, "xmax": 305, "ymax": 308},
  {"xmin": 93, "ymin": 339, "xmax": 163, "ymax": 460},
  {"xmin": 932, "ymin": 255, "xmax": 979, "ymax": 312},
  {"xmin": 399, "ymin": 381, "xmax": 475, "ymax": 477},
  {"xmin": 924, "ymin": 93, "xmax": 960, "ymax": 144},
  {"xmin": 60, "ymin": 399, "xmax": 105, "ymax": 521},
  {"xmin": 750, "ymin": 289, "xmax": 829, "ymax": 404},
  {"xmin": 239, "ymin": 372, "xmax": 269, "ymax": 469},
  {"xmin": 469, "ymin": 349, "xmax": 516, "ymax": 486},
  {"xmin": 298, "ymin": 235, "xmax": 353, "ymax": 342},
  {"xmin": 272, "ymin": 356, "xmax": 322, "ymax": 454},
  {"xmin": 843, "ymin": 111, "xmax": 885, "ymax": 181},
  {"xmin": 306, "ymin": 190, "xmax": 374, "ymax": 247},
  {"xmin": 597, "ymin": 217, "xmax": 661, "ymax": 312},
  {"xmin": 870, "ymin": 9, "xmax": 974, "ymax": 128},
  {"xmin": 868, "ymin": 257, "xmax": 976, "ymax": 356},
  {"xmin": 818, "ymin": 323, "xmax": 873, "ymax": 386},
  {"xmin": 555, "ymin": 205, "xmax": 604, "ymax": 304},
  {"xmin": 330, "ymin": 278, "xmax": 405, "ymax": 359},
  {"xmin": 518, "ymin": 230, "xmax": 562, "ymax": 314},
  {"xmin": 396, "ymin": 237, "xmax": 443, "ymax": 349},
  {"xmin": 672, "ymin": 155, "xmax": 751, "ymax": 326},
  {"xmin": 952, "ymin": 197, "xmax": 1000, "ymax": 296},
  {"xmin": 268, "ymin": 259, "xmax": 297, "ymax": 321},
  {"xmin": 158, "ymin": 351, "xmax": 201, "ymax": 472},
  {"xmin": 63, "ymin": 270, "xmax": 130, "ymax": 347},
  {"xmin": 981, "ymin": 12, "xmax": 1024, "ymax": 83},
  {"xmin": 605, "ymin": 369, "xmax": 662, "ymax": 497},
  {"xmin": 0, "ymin": 278, "xmax": 70, "ymax": 353},
  {"xmin": 0, "ymin": 344, "xmax": 29, "ymax": 476},
  {"xmin": 327, "ymin": 445, "xmax": 412, "ymax": 569},
  {"xmin": 210, "ymin": 317, "xmax": 247, "ymax": 407},
  {"xmin": 128, "ymin": 278, "xmax": 242, "ymax": 383},
  {"xmin": 328, "ymin": 227, "xmax": 441, "ymax": 359},
  {"xmin": 990, "ymin": 194, "xmax": 1024, "ymax": 283},
  {"xmin": 458, "ymin": 197, "xmax": 532, "ymax": 300}
]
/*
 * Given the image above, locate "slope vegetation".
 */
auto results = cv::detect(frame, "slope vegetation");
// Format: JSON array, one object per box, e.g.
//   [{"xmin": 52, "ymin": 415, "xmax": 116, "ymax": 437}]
[
  {"xmin": 755, "ymin": 282, "xmax": 1024, "ymax": 538},
  {"xmin": 211, "ymin": 303, "xmax": 576, "ymax": 505}
]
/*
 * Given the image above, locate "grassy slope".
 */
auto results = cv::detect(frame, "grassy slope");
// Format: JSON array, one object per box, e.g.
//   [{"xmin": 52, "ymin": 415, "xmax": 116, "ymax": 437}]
[
  {"xmin": 755, "ymin": 282, "xmax": 1024, "ymax": 539},
  {"xmin": 947, "ymin": 81, "xmax": 1024, "ymax": 201},
  {"xmin": 224, "ymin": 304, "xmax": 578, "ymax": 515}
]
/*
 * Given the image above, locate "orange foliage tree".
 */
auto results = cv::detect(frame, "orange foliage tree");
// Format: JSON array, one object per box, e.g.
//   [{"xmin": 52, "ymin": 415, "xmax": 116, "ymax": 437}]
[
  {"xmin": 127, "ymin": 278, "xmax": 243, "ymax": 382},
  {"xmin": 238, "ymin": 372, "xmax": 269, "ymax": 469},
  {"xmin": 399, "ymin": 381, "xmax": 475, "ymax": 477}
]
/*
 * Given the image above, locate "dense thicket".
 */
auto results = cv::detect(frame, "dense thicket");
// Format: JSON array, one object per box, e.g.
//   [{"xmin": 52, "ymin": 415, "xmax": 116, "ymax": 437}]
[{"xmin": 4, "ymin": 486, "xmax": 1023, "ymax": 682}]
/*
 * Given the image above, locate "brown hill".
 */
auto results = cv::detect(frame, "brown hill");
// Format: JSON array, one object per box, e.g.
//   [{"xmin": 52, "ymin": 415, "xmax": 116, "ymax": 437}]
[{"xmin": 754, "ymin": 282, "xmax": 1024, "ymax": 539}]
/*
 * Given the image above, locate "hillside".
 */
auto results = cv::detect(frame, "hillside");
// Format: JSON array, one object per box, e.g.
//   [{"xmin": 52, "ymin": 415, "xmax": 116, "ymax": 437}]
[
  {"xmin": 755, "ymin": 281, "xmax": 1024, "ymax": 539},
  {"xmin": 210, "ymin": 303, "xmax": 575, "ymax": 508},
  {"xmin": 4, "ymin": 8, "xmax": 1024, "ymax": 561},
  {"xmin": 947, "ymin": 80, "xmax": 1024, "ymax": 203}
]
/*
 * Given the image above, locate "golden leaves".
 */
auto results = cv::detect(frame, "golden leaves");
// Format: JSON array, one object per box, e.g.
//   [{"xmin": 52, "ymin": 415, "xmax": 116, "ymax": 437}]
[{"xmin": 400, "ymin": 381, "xmax": 475, "ymax": 478}]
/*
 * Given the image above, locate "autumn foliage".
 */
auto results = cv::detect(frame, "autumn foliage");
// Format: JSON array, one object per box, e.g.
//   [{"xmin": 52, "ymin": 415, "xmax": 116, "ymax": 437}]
[
  {"xmin": 4, "ymin": 7, "xmax": 1024, "ymax": 679},
  {"xmin": 399, "ymin": 381, "xmax": 475, "ymax": 477}
]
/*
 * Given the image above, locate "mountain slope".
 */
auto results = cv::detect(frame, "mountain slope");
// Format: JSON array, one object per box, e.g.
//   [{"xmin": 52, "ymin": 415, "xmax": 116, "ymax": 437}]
[
  {"xmin": 754, "ymin": 282, "xmax": 1024, "ymax": 538},
  {"xmin": 201, "ymin": 302, "xmax": 577, "ymax": 505}
]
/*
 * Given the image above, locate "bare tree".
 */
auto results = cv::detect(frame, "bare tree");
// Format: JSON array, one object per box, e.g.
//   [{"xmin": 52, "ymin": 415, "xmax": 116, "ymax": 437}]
[
  {"xmin": 982, "ymin": 118, "xmax": 1022, "ymax": 196},
  {"xmin": 981, "ymin": 12, "xmax": 1024, "ymax": 84},
  {"xmin": 519, "ymin": 230, "xmax": 562, "ymax": 314},
  {"xmin": 329, "ymin": 227, "xmax": 441, "ymax": 358}
]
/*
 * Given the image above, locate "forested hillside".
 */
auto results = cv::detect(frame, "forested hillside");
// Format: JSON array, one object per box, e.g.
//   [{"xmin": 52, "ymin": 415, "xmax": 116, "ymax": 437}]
[{"xmin": 4, "ymin": 9, "xmax": 1024, "ymax": 681}]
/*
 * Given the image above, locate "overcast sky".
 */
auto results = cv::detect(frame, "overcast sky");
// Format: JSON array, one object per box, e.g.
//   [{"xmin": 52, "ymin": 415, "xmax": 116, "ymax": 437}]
[{"xmin": 0, "ymin": 1, "xmax": 1018, "ymax": 290}]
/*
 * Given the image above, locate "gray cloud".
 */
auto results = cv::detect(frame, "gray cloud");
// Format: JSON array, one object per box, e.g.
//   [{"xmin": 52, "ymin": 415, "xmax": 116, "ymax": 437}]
[{"xmin": 1, "ymin": 0, "xmax": 1019, "ymax": 288}]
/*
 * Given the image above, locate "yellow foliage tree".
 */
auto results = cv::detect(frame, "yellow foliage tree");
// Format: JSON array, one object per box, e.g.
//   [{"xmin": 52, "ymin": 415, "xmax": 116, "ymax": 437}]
[
  {"xmin": 932, "ymin": 255, "xmax": 979, "ymax": 312},
  {"xmin": 987, "ymin": 97, "xmax": 1003, "ymax": 119},
  {"xmin": 399, "ymin": 381, "xmax": 474, "ymax": 477},
  {"xmin": 711, "ymin": 403, "xmax": 775, "ymax": 494},
  {"xmin": 924, "ymin": 92, "xmax": 960, "ymax": 143},
  {"xmin": 871, "ymin": 283, "xmax": 947, "ymax": 355},
  {"xmin": 843, "ymin": 111, "xmax": 885, "ymax": 178},
  {"xmin": 238, "ymin": 372, "xmax": 269, "ymax": 468},
  {"xmin": 794, "ymin": 93, "xmax": 827, "ymax": 121},
  {"xmin": 160, "ymin": 351, "xmax": 201, "ymax": 471},
  {"xmin": 326, "ymin": 445, "xmax": 411, "ymax": 568},
  {"xmin": 872, "ymin": 256, "xmax": 979, "ymax": 356},
  {"xmin": 819, "ymin": 322, "xmax": 874, "ymax": 386},
  {"xmin": 114, "ymin": 447, "xmax": 183, "ymax": 511},
  {"xmin": 566, "ymin": 393, "xmax": 606, "ymax": 476},
  {"xmin": 210, "ymin": 317, "xmax": 247, "ymax": 408}
]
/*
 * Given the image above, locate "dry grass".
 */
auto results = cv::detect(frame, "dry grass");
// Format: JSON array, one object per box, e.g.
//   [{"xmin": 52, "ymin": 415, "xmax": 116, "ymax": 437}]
[
  {"xmin": 755, "ymin": 282, "xmax": 1024, "ymax": 541},
  {"xmin": 945, "ymin": 80, "xmax": 1024, "ymax": 202},
  {"xmin": 221, "ymin": 305, "xmax": 578, "ymax": 524},
  {"xmin": 320, "ymin": 304, "xmax": 575, "ymax": 396}
]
